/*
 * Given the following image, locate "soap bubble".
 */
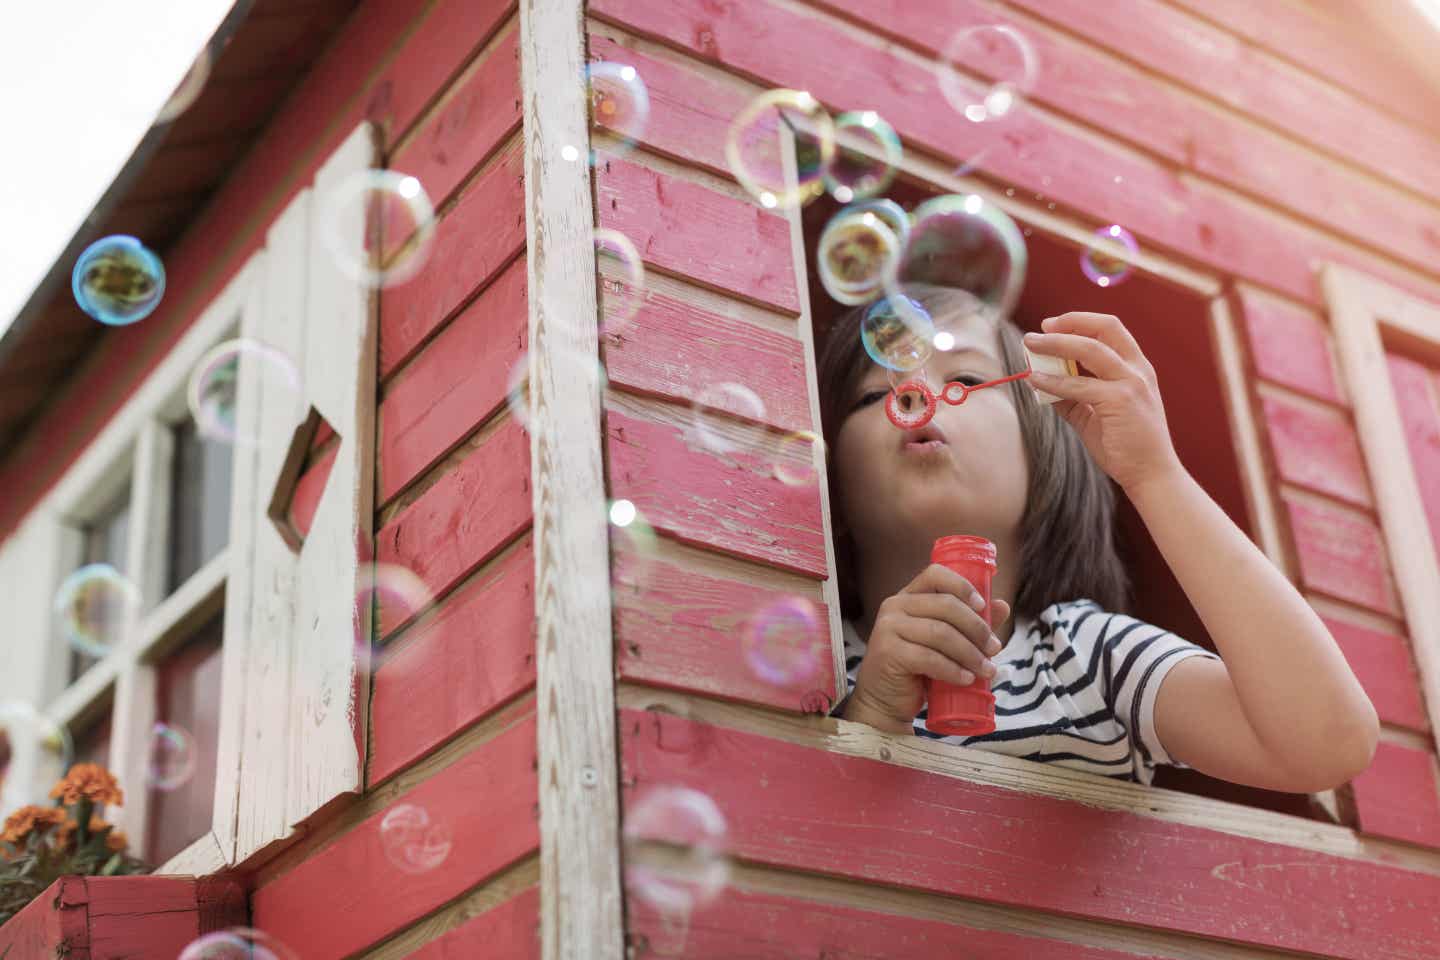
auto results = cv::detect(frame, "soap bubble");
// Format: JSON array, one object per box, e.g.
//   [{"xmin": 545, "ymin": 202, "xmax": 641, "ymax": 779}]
[
  {"xmin": 623, "ymin": 786, "xmax": 730, "ymax": 921},
  {"xmin": 586, "ymin": 61, "xmax": 650, "ymax": 160},
  {"xmin": 0, "ymin": 701, "xmax": 74, "ymax": 811},
  {"xmin": 773, "ymin": 430, "xmax": 821, "ymax": 486},
  {"xmin": 610, "ymin": 499, "xmax": 659, "ymax": 598},
  {"xmin": 817, "ymin": 207, "xmax": 901, "ymax": 306},
  {"xmin": 321, "ymin": 169, "xmax": 436, "ymax": 288},
  {"xmin": 358, "ymin": 563, "xmax": 435, "ymax": 653},
  {"xmin": 1080, "ymin": 224, "xmax": 1139, "ymax": 288},
  {"xmin": 824, "ymin": 111, "xmax": 902, "ymax": 203},
  {"xmin": 187, "ymin": 339, "xmax": 301, "ymax": 446},
  {"xmin": 147, "ymin": 723, "xmax": 197, "ymax": 791},
  {"xmin": 179, "ymin": 928, "xmax": 297, "ymax": 960},
  {"xmin": 742, "ymin": 597, "xmax": 825, "ymax": 686},
  {"xmin": 379, "ymin": 803, "xmax": 453, "ymax": 874},
  {"xmin": 505, "ymin": 346, "xmax": 608, "ymax": 434},
  {"xmin": 596, "ymin": 227, "xmax": 645, "ymax": 336},
  {"xmin": 54, "ymin": 564, "xmax": 140, "ymax": 660},
  {"xmin": 896, "ymin": 193, "xmax": 1027, "ymax": 320},
  {"xmin": 861, "ymin": 295, "xmax": 935, "ymax": 373},
  {"xmin": 72, "ymin": 235, "xmax": 166, "ymax": 326},
  {"xmin": 726, "ymin": 89, "xmax": 834, "ymax": 209},
  {"xmin": 936, "ymin": 25, "xmax": 1038, "ymax": 175},
  {"xmin": 690, "ymin": 382, "xmax": 766, "ymax": 455},
  {"xmin": 157, "ymin": 47, "xmax": 213, "ymax": 124}
]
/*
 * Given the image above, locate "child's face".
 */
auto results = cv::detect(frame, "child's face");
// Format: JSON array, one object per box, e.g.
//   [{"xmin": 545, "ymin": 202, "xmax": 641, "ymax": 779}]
[{"xmin": 833, "ymin": 309, "xmax": 1030, "ymax": 557}]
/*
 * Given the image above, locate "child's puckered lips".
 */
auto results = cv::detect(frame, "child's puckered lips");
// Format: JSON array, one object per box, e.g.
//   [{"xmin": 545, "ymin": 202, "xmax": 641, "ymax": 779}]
[{"xmin": 900, "ymin": 421, "xmax": 948, "ymax": 453}]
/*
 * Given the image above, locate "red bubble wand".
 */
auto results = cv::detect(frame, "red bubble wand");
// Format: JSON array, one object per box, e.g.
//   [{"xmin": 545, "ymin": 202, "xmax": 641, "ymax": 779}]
[{"xmin": 885, "ymin": 368, "xmax": 1032, "ymax": 430}]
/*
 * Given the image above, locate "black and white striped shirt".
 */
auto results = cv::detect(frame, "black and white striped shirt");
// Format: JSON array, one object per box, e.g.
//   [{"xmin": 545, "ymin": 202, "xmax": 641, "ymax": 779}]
[{"xmin": 838, "ymin": 598, "xmax": 1223, "ymax": 785}]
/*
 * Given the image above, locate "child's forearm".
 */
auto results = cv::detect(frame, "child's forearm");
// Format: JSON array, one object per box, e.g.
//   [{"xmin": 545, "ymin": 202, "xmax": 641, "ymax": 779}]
[{"xmin": 1126, "ymin": 461, "xmax": 1379, "ymax": 770}]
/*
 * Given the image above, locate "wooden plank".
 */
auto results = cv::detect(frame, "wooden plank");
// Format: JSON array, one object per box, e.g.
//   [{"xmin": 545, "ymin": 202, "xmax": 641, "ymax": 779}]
[
  {"xmin": 999, "ymin": 0, "xmax": 1440, "ymax": 202},
  {"xmin": 603, "ymin": 285, "xmax": 811, "ymax": 434},
  {"xmin": 587, "ymin": 0, "xmax": 1440, "ymax": 312},
  {"xmin": 287, "ymin": 443, "xmax": 337, "ymax": 541},
  {"xmin": 404, "ymin": 886, "xmax": 541, "ymax": 960},
  {"xmin": 1237, "ymin": 285, "xmax": 1344, "ymax": 404},
  {"xmin": 0, "ymin": 877, "xmax": 83, "ymax": 960},
  {"xmin": 519, "ymin": 0, "xmax": 625, "ymax": 956},
  {"xmin": 618, "ymin": 706, "xmax": 1440, "ymax": 960},
  {"xmin": 374, "ymin": 415, "xmax": 532, "ymax": 639},
  {"xmin": 379, "ymin": 136, "xmax": 526, "ymax": 378},
  {"xmin": 1385, "ymin": 353, "xmax": 1440, "ymax": 552},
  {"xmin": 85, "ymin": 877, "xmax": 205, "ymax": 959},
  {"xmin": 613, "ymin": 539, "xmax": 833, "ymax": 713},
  {"xmin": 605, "ymin": 400, "xmax": 827, "ymax": 578},
  {"xmin": 378, "ymin": 256, "xmax": 528, "ymax": 506},
  {"xmin": 1280, "ymin": 491, "xmax": 1401, "ymax": 618},
  {"xmin": 1258, "ymin": 391, "xmax": 1372, "ymax": 509},
  {"xmin": 369, "ymin": 537, "xmax": 536, "ymax": 786},
  {"xmin": 595, "ymin": 157, "xmax": 799, "ymax": 315},
  {"xmin": 1352, "ymin": 742, "xmax": 1440, "ymax": 850},
  {"xmin": 390, "ymin": 22, "xmax": 522, "ymax": 211},
  {"xmin": 1321, "ymin": 614, "xmax": 1430, "ymax": 734},
  {"xmin": 252, "ymin": 713, "xmax": 540, "ymax": 960}
]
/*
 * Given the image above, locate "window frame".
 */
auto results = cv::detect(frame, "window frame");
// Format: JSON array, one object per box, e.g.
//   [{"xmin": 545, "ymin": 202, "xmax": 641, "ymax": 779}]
[{"xmin": 1320, "ymin": 263, "xmax": 1440, "ymax": 743}]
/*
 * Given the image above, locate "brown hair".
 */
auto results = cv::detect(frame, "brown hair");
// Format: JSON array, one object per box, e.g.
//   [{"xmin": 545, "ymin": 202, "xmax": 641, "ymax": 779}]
[{"xmin": 816, "ymin": 282, "xmax": 1131, "ymax": 622}]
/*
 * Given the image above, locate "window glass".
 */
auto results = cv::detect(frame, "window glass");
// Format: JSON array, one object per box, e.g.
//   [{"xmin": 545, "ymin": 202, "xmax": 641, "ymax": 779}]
[
  {"xmin": 70, "ymin": 486, "xmax": 131, "ymax": 681},
  {"xmin": 168, "ymin": 418, "xmax": 233, "ymax": 592}
]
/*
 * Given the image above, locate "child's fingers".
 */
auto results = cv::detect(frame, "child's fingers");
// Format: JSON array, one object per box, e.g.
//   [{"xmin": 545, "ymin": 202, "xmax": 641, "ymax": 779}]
[
  {"xmin": 1041, "ymin": 311, "xmax": 1150, "ymax": 371},
  {"xmin": 1024, "ymin": 330, "xmax": 1131, "ymax": 381}
]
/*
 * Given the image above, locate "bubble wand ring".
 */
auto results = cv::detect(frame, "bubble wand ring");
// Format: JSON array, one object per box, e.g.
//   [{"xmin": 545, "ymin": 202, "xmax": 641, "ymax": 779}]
[{"xmin": 884, "ymin": 369, "xmax": 1034, "ymax": 430}]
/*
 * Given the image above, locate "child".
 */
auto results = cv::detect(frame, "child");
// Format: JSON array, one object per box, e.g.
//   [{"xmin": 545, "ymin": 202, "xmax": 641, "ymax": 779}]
[{"xmin": 818, "ymin": 282, "xmax": 1379, "ymax": 790}]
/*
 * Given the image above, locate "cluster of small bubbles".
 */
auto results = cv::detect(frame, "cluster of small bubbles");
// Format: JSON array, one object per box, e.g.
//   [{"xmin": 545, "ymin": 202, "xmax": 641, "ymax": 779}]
[
  {"xmin": 0, "ymin": 702, "xmax": 74, "ymax": 810},
  {"xmin": 357, "ymin": 563, "xmax": 435, "ymax": 657},
  {"xmin": 861, "ymin": 295, "xmax": 935, "ymax": 373},
  {"xmin": 897, "ymin": 193, "xmax": 1027, "ymax": 320},
  {"xmin": 505, "ymin": 346, "xmax": 608, "ymax": 434},
  {"xmin": 689, "ymin": 382, "xmax": 766, "ymax": 455},
  {"xmin": 379, "ymin": 803, "xmax": 454, "ymax": 874},
  {"xmin": 726, "ymin": 89, "xmax": 835, "ymax": 209},
  {"xmin": 773, "ymin": 430, "xmax": 822, "ymax": 486},
  {"xmin": 817, "ymin": 207, "xmax": 900, "ymax": 306},
  {"xmin": 321, "ymin": 169, "xmax": 436, "ymax": 289},
  {"xmin": 595, "ymin": 227, "xmax": 645, "ymax": 336},
  {"xmin": 157, "ymin": 47, "xmax": 213, "ymax": 124},
  {"xmin": 147, "ymin": 723, "xmax": 197, "ymax": 791},
  {"xmin": 742, "ymin": 596, "xmax": 825, "ymax": 686},
  {"xmin": 178, "ymin": 928, "xmax": 296, "ymax": 960},
  {"xmin": 187, "ymin": 339, "xmax": 300, "ymax": 446},
  {"xmin": 584, "ymin": 61, "xmax": 650, "ymax": 162},
  {"xmin": 1080, "ymin": 224, "xmax": 1139, "ymax": 287},
  {"xmin": 53, "ymin": 564, "xmax": 140, "ymax": 660},
  {"xmin": 824, "ymin": 110, "xmax": 902, "ymax": 203},
  {"xmin": 623, "ymin": 786, "xmax": 730, "ymax": 926},
  {"xmin": 71, "ymin": 235, "xmax": 166, "ymax": 326}
]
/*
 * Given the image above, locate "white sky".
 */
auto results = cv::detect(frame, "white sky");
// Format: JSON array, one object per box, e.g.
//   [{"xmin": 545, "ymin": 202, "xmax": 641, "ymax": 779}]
[{"xmin": 0, "ymin": 1, "xmax": 238, "ymax": 339}]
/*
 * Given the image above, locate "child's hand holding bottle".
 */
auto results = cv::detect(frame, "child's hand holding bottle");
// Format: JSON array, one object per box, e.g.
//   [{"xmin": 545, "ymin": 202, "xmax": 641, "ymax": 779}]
[{"xmin": 844, "ymin": 563, "xmax": 1011, "ymax": 735}]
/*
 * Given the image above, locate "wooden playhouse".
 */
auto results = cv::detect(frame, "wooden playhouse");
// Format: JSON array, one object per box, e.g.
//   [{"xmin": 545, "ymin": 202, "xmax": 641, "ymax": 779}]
[{"xmin": 2, "ymin": 0, "xmax": 1440, "ymax": 956}]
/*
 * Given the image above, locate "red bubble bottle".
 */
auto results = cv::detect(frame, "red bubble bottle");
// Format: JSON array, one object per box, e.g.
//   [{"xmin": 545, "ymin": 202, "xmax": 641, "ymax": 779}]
[{"xmin": 924, "ymin": 534, "xmax": 998, "ymax": 736}]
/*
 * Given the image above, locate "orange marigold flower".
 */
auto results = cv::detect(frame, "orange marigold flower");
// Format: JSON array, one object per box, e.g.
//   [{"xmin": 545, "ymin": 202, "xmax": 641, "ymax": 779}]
[
  {"xmin": 56, "ymin": 814, "xmax": 115, "ymax": 849},
  {"xmin": 106, "ymin": 828, "xmax": 129, "ymax": 853},
  {"xmin": 49, "ymin": 763, "xmax": 124, "ymax": 806},
  {"xmin": 1, "ymin": 804, "xmax": 67, "ymax": 845}
]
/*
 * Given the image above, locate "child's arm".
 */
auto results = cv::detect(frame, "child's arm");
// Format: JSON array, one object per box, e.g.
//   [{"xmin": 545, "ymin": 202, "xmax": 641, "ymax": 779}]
[{"xmin": 1026, "ymin": 312, "xmax": 1379, "ymax": 792}]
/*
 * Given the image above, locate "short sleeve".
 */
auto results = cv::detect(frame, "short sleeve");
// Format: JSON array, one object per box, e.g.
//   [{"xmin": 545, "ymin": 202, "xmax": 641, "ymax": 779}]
[{"xmin": 1095, "ymin": 612, "xmax": 1223, "ymax": 775}]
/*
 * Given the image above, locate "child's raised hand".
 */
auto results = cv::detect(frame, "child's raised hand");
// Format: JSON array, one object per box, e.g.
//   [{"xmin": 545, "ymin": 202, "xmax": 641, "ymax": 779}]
[
  {"xmin": 1023, "ymin": 312, "xmax": 1184, "ymax": 494},
  {"xmin": 850, "ymin": 563, "xmax": 1012, "ymax": 732}
]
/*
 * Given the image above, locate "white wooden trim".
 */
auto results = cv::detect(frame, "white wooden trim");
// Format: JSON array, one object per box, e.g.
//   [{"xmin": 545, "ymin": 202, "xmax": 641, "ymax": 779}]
[
  {"xmin": 519, "ymin": 0, "xmax": 624, "ymax": 956},
  {"xmin": 1321, "ymin": 263, "xmax": 1440, "ymax": 743},
  {"xmin": 134, "ymin": 548, "xmax": 229, "ymax": 663},
  {"xmin": 153, "ymin": 829, "xmax": 228, "ymax": 877},
  {"xmin": 127, "ymin": 418, "xmax": 175, "ymax": 615}
]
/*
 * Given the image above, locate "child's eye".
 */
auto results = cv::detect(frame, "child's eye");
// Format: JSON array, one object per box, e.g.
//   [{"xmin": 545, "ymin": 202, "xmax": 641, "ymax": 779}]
[
  {"xmin": 856, "ymin": 389, "xmax": 887, "ymax": 408},
  {"xmin": 951, "ymin": 375, "xmax": 985, "ymax": 387}
]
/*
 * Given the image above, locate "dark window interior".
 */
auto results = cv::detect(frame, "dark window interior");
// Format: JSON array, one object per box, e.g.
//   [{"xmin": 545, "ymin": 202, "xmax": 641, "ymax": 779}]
[
  {"xmin": 802, "ymin": 177, "xmax": 1339, "ymax": 823},
  {"xmin": 169, "ymin": 418, "xmax": 233, "ymax": 592},
  {"xmin": 144, "ymin": 612, "xmax": 224, "ymax": 865},
  {"xmin": 71, "ymin": 485, "xmax": 132, "ymax": 681}
]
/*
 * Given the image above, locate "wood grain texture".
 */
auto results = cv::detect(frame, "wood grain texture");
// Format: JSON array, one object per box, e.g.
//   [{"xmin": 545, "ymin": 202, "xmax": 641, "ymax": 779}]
[
  {"xmin": 378, "ymin": 255, "xmax": 528, "ymax": 506},
  {"xmin": 1321, "ymin": 614, "xmax": 1430, "ymax": 734},
  {"xmin": 1385, "ymin": 353, "xmax": 1440, "ymax": 553},
  {"xmin": 605, "ymin": 404, "xmax": 826, "ymax": 578},
  {"xmin": 1281, "ymin": 491, "xmax": 1401, "ymax": 617},
  {"xmin": 375, "ymin": 415, "xmax": 532, "ymax": 639},
  {"xmin": 405, "ymin": 886, "xmax": 541, "ymax": 960},
  {"xmin": 253, "ymin": 713, "xmax": 540, "ymax": 960},
  {"xmin": 619, "ymin": 707, "xmax": 1440, "ymax": 959},
  {"xmin": 613, "ymin": 539, "xmax": 834, "ymax": 714},
  {"xmin": 1352, "ymin": 742, "xmax": 1440, "ymax": 850},
  {"xmin": 518, "ymin": 1, "xmax": 625, "ymax": 957},
  {"xmin": 603, "ymin": 284, "xmax": 810, "ymax": 434},
  {"xmin": 380, "ymin": 136, "xmax": 526, "ymax": 378},
  {"xmin": 1238, "ymin": 285, "xmax": 1344, "ymax": 404},
  {"xmin": 370, "ymin": 536, "xmax": 536, "ymax": 785},
  {"xmin": 1258, "ymin": 392, "xmax": 1372, "ymax": 509},
  {"xmin": 595, "ymin": 157, "xmax": 799, "ymax": 315}
]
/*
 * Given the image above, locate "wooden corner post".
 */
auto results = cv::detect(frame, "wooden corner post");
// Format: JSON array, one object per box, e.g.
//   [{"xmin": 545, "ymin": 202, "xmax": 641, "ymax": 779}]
[{"xmin": 518, "ymin": 2, "xmax": 625, "ymax": 959}]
